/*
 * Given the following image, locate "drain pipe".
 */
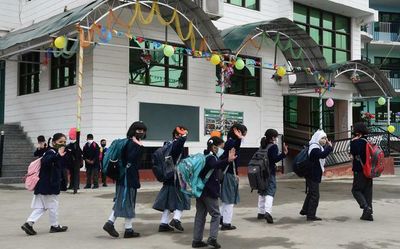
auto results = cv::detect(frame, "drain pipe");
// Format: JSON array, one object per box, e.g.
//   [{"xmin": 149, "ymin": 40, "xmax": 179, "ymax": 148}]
[{"xmin": 0, "ymin": 130, "xmax": 4, "ymax": 177}]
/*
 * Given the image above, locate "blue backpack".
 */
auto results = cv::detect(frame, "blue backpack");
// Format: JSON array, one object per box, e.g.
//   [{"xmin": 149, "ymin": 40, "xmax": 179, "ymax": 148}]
[
  {"xmin": 177, "ymin": 153, "xmax": 214, "ymax": 198},
  {"xmin": 292, "ymin": 143, "xmax": 319, "ymax": 177},
  {"xmin": 152, "ymin": 141, "xmax": 175, "ymax": 182},
  {"xmin": 102, "ymin": 138, "xmax": 129, "ymax": 180}
]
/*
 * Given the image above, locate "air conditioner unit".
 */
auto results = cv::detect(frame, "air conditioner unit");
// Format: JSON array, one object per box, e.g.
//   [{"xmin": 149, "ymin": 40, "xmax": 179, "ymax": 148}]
[{"xmin": 201, "ymin": 0, "xmax": 224, "ymax": 20}]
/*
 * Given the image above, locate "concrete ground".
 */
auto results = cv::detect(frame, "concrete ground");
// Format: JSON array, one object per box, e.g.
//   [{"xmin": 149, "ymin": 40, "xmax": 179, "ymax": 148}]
[{"xmin": 0, "ymin": 172, "xmax": 399, "ymax": 249}]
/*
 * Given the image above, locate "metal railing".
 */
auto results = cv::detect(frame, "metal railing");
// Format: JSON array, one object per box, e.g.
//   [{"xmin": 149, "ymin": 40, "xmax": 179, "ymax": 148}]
[
  {"xmin": 381, "ymin": 70, "xmax": 400, "ymax": 90},
  {"xmin": 363, "ymin": 22, "xmax": 400, "ymax": 42}
]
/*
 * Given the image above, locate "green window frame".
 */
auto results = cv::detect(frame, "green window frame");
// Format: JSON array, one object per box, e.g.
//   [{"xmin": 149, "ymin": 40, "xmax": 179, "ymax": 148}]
[
  {"xmin": 129, "ymin": 39, "xmax": 187, "ymax": 89},
  {"xmin": 50, "ymin": 42, "xmax": 76, "ymax": 90},
  {"xmin": 19, "ymin": 52, "xmax": 40, "ymax": 95},
  {"xmin": 224, "ymin": 0, "xmax": 259, "ymax": 11},
  {"xmin": 293, "ymin": 3, "xmax": 351, "ymax": 64}
]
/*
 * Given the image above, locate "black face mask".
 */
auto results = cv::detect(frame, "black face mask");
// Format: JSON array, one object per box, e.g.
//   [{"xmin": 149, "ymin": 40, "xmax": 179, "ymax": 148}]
[
  {"xmin": 101, "ymin": 144, "xmax": 106, "ymax": 147},
  {"xmin": 135, "ymin": 133, "xmax": 145, "ymax": 140}
]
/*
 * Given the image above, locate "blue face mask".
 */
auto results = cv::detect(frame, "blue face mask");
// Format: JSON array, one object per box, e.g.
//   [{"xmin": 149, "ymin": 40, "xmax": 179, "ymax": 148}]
[{"xmin": 216, "ymin": 148, "xmax": 224, "ymax": 158}]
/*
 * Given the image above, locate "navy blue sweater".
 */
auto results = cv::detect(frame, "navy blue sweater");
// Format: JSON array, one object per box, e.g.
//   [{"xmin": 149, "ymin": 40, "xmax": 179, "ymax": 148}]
[
  {"xmin": 350, "ymin": 137, "xmax": 367, "ymax": 172},
  {"xmin": 200, "ymin": 152, "xmax": 229, "ymax": 199},
  {"xmin": 118, "ymin": 140, "xmax": 144, "ymax": 189},
  {"xmin": 308, "ymin": 146, "xmax": 333, "ymax": 183},
  {"xmin": 164, "ymin": 136, "xmax": 187, "ymax": 186},
  {"xmin": 83, "ymin": 142, "xmax": 100, "ymax": 167},
  {"xmin": 266, "ymin": 143, "xmax": 286, "ymax": 175},
  {"xmin": 221, "ymin": 138, "xmax": 241, "ymax": 175}
]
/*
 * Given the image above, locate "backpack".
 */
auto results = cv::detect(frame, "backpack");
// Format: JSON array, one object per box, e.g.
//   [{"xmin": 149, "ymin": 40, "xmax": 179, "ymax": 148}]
[
  {"xmin": 24, "ymin": 149, "xmax": 55, "ymax": 191},
  {"xmin": 358, "ymin": 138, "xmax": 385, "ymax": 178},
  {"xmin": 292, "ymin": 145, "xmax": 315, "ymax": 177},
  {"xmin": 102, "ymin": 138, "xmax": 129, "ymax": 181},
  {"xmin": 247, "ymin": 146, "xmax": 271, "ymax": 192},
  {"xmin": 176, "ymin": 153, "xmax": 213, "ymax": 198},
  {"xmin": 151, "ymin": 141, "xmax": 175, "ymax": 182}
]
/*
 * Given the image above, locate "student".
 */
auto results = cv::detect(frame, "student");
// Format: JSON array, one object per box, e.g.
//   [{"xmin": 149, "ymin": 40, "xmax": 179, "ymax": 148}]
[
  {"xmin": 220, "ymin": 123, "xmax": 247, "ymax": 230},
  {"xmin": 83, "ymin": 134, "xmax": 100, "ymax": 189},
  {"xmin": 65, "ymin": 128, "xmax": 83, "ymax": 194},
  {"xmin": 257, "ymin": 129, "xmax": 288, "ymax": 223},
  {"xmin": 192, "ymin": 136, "xmax": 236, "ymax": 249},
  {"xmin": 350, "ymin": 122, "xmax": 373, "ymax": 221},
  {"xmin": 153, "ymin": 126, "xmax": 189, "ymax": 232},
  {"xmin": 34, "ymin": 135, "xmax": 48, "ymax": 157},
  {"xmin": 103, "ymin": 121, "xmax": 147, "ymax": 238},
  {"xmin": 100, "ymin": 139, "xmax": 108, "ymax": 187},
  {"xmin": 21, "ymin": 133, "xmax": 68, "ymax": 235},
  {"xmin": 300, "ymin": 130, "xmax": 333, "ymax": 221}
]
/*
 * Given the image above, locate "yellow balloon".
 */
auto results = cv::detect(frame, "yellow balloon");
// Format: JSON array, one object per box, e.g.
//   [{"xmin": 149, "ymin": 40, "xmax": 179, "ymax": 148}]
[
  {"xmin": 388, "ymin": 125, "xmax": 396, "ymax": 133},
  {"xmin": 276, "ymin": 66, "xmax": 286, "ymax": 77},
  {"xmin": 210, "ymin": 54, "xmax": 221, "ymax": 65},
  {"xmin": 54, "ymin": 36, "xmax": 67, "ymax": 49}
]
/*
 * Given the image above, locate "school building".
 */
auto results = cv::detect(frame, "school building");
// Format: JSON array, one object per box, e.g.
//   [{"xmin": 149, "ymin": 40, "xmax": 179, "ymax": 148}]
[{"xmin": 0, "ymin": 0, "xmax": 396, "ymax": 182}]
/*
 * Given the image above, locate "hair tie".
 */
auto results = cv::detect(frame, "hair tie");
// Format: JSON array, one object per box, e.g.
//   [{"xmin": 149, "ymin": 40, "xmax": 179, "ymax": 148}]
[{"xmin": 208, "ymin": 140, "xmax": 213, "ymax": 144}]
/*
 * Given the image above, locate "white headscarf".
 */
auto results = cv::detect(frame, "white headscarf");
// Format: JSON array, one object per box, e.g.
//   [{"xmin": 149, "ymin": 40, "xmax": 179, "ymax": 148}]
[{"xmin": 308, "ymin": 130, "xmax": 327, "ymax": 172}]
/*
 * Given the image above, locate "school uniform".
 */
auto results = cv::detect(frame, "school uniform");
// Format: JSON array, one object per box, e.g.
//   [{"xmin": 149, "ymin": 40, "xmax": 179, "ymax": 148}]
[
  {"xmin": 193, "ymin": 152, "xmax": 229, "ymax": 246},
  {"xmin": 100, "ymin": 146, "xmax": 108, "ymax": 186},
  {"xmin": 34, "ymin": 145, "xmax": 48, "ymax": 157},
  {"xmin": 83, "ymin": 141, "xmax": 100, "ymax": 188},
  {"xmin": 65, "ymin": 142, "xmax": 83, "ymax": 193},
  {"xmin": 350, "ymin": 137, "xmax": 373, "ymax": 217},
  {"xmin": 220, "ymin": 137, "xmax": 242, "ymax": 226},
  {"xmin": 153, "ymin": 136, "xmax": 189, "ymax": 229},
  {"xmin": 257, "ymin": 143, "xmax": 286, "ymax": 216}
]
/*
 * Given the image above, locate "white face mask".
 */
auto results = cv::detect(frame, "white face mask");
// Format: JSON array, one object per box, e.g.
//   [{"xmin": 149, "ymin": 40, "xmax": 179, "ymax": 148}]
[
  {"xmin": 69, "ymin": 139, "xmax": 76, "ymax": 143},
  {"xmin": 216, "ymin": 147, "xmax": 224, "ymax": 158},
  {"xmin": 87, "ymin": 139, "xmax": 93, "ymax": 144}
]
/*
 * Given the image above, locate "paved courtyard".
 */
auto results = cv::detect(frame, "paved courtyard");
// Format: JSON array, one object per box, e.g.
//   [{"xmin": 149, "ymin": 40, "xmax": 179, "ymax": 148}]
[{"xmin": 0, "ymin": 172, "xmax": 399, "ymax": 249}]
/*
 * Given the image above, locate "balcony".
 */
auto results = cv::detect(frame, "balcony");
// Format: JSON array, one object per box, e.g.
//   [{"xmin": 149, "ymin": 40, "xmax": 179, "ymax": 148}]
[
  {"xmin": 382, "ymin": 70, "xmax": 400, "ymax": 91},
  {"xmin": 363, "ymin": 22, "xmax": 400, "ymax": 42}
]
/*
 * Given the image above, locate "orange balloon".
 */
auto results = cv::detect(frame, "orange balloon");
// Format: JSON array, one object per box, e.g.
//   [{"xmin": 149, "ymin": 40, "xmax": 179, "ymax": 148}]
[{"xmin": 210, "ymin": 130, "xmax": 222, "ymax": 138}]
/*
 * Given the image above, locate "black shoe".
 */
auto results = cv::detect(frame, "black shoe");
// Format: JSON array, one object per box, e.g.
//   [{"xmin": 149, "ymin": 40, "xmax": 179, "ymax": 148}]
[
  {"xmin": 103, "ymin": 221, "xmax": 119, "ymax": 237},
  {"xmin": 92, "ymin": 185, "xmax": 99, "ymax": 189},
  {"xmin": 221, "ymin": 223, "xmax": 236, "ymax": 231},
  {"xmin": 265, "ymin": 212, "xmax": 274, "ymax": 224},
  {"xmin": 192, "ymin": 240, "xmax": 208, "ymax": 248},
  {"xmin": 220, "ymin": 216, "xmax": 223, "ymax": 225},
  {"xmin": 307, "ymin": 216, "xmax": 322, "ymax": 221},
  {"xmin": 360, "ymin": 207, "xmax": 374, "ymax": 221},
  {"xmin": 21, "ymin": 222, "xmax": 36, "ymax": 235},
  {"xmin": 123, "ymin": 229, "xmax": 140, "ymax": 238},
  {"xmin": 67, "ymin": 185, "xmax": 73, "ymax": 190},
  {"xmin": 299, "ymin": 210, "xmax": 307, "ymax": 216},
  {"xmin": 49, "ymin": 225, "xmax": 68, "ymax": 233},
  {"xmin": 73, "ymin": 190, "xmax": 78, "ymax": 194},
  {"xmin": 207, "ymin": 237, "xmax": 221, "ymax": 249},
  {"xmin": 257, "ymin": 213, "xmax": 265, "ymax": 219},
  {"xmin": 169, "ymin": 219, "xmax": 184, "ymax": 232},
  {"xmin": 103, "ymin": 183, "xmax": 108, "ymax": 187},
  {"xmin": 158, "ymin": 223, "xmax": 174, "ymax": 232},
  {"xmin": 84, "ymin": 185, "xmax": 91, "ymax": 189}
]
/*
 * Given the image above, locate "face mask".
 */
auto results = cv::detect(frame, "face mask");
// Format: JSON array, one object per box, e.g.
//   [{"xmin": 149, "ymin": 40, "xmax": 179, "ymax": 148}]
[
  {"xmin": 53, "ymin": 143, "xmax": 65, "ymax": 149},
  {"xmin": 87, "ymin": 139, "xmax": 93, "ymax": 144},
  {"xmin": 135, "ymin": 133, "xmax": 144, "ymax": 140},
  {"xmin": 101, "ymin": 143, "xmax": 106, "ymax": 147},
  {"xmin": 69, "ymin": 139, "xmax": 76, "ymax": 143},
  {"xmin": 216, "ymin": 147, "xmax": 224, "ymax": 158}
]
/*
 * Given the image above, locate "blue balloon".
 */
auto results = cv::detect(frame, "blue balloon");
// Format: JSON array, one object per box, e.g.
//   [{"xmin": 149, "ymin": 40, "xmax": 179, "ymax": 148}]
[{"xmin": 100, "ymin": 27, "xmax": 112, "ymax": 43}]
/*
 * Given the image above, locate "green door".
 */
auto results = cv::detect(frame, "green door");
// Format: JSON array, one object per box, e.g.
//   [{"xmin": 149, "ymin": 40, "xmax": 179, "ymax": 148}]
[{"xmin": 0, "ymin": 61, "xmax": 4, "ymax": 124}]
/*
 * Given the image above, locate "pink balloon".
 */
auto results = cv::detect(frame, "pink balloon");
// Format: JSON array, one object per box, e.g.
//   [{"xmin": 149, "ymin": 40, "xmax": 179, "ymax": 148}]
[{"xmin": 326, "ymin": 98, "xmax": 334, "ymax": 108}]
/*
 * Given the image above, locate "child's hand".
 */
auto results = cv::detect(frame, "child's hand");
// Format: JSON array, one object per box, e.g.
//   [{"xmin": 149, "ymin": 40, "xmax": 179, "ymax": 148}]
[
  {"xmin": 176, "ymin": 127, "xmax": 188, "ymax": 136},
  {"xmin": 58, "ymin": 146, "xmax": 66, "ymax": 156},
  {"xmin": 228, "ymin": 148, "xmax": 237, "ymax": 162},
  {"xmin": 233, "ymin": 128, "xmax": 244, "ymax": 139},
  {"xmin": 283, "ymin": 143, "xmax": 288, "ymax": 155}
]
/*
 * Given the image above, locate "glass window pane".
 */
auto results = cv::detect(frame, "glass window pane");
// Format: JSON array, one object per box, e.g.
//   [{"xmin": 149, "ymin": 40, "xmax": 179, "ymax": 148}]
[
  {"xmin": 230, "ymin": 0, "xmax": 242, "ymax": 6},
  {"xmin": 245, "ymin": 0, "xmax": 257, "ymax": 10},
  {"xmin": 297, "ymin": 24, "xmax": 306, "ymax": 31},
  {"xmin": 310, "ymin": 9, "xmax": 320, "ymax": 26},
  {"xmin": 229, "ymin": 76, "xmax": 244, "ymax": 95},
  {"xmin": 323, "ymin": 48, "xmax": 333, "ymax": 64},
  {"xmin": 169, "ymin": 50, "xmax": 184, "ymax": 67},
  {"xmin": 247, "ymin": 78, "xmax": 257, "ymax": 96},
  {"xmin": 335, "ymin": 50, "xmax": 348, "ymax": 63},
  {"xmin": 335, "ymin": 33, "xmax": 348, "ymax": 50},
  {"xmin": 335, "ymin": 16, "xmax": 349, "ymax": 33},
  {"xmin": 149, "ymin": 65, "xmax": 166, "ymax": 87},
  {"xmin": 323, "ymin": 13, "xmax": 333, "ymax": 29},
  {"xmin": 294, "ymin": 4, "xmax": 307, "ymax": 24},
  {"xmin": 168, "ymin": 68, "xmax": 185, "ymax": 89},
  {"xmin": 323, "ymin": 31, "xmax": 332, "ymax": 46},
  {"xmin": 310, "ymin": 28, "xmax": 320, "ymax": 44}
]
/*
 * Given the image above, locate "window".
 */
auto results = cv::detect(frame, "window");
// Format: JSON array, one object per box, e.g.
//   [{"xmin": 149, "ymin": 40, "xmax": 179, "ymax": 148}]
[
  {"xmin": 216, "ymin": 56, "xmax": 261, "ymax": 97},
  {"xmin": 19, "ymin": 52, "xmax": 40, "ymax": 95},
  {"xmin": 129, "ymin": 39, "xmax": 187, "ymax": 89},
  {"xmin": 379, "ymin": 12, "xmax": 400, "ymax": 23},
  {"xmin": 293, "ymin": 3, "xmax": 351, "ymax": 64},
  {"xmin": 224, "ymin": 0, "xmax": 259, "ymax": 11},
  {"xmin": 50, "ymin": 42, "xmax": 76, "ymax": 89}
]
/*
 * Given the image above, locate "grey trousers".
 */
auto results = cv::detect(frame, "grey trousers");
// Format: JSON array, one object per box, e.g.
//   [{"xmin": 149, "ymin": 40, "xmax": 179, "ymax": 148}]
[
  {"xmin": 193, "ymin": 195, "xmax": 220, "ymax": 242},
  {"xmin": 352, "ymin": 171, "xmax": 373, "ymax": 210}
]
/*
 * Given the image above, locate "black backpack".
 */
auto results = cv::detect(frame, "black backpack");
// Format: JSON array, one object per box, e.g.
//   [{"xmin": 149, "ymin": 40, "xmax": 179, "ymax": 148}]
[
  {"xmin": 247, "ymin": 145, "xmax": 271, "ymax": 192},
  {"xmin": 152, "ymin": 141, "xmax": 175, "ymax": 182},
  {"xmin": 292, "ymin": 143, "xmax": 319, "ymax": 177}
]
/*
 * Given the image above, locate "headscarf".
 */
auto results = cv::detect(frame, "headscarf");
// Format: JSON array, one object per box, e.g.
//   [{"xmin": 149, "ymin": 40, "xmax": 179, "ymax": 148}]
[{"xmin": 308, "ymin": 130, "xmax": 327, "ymax": 172}]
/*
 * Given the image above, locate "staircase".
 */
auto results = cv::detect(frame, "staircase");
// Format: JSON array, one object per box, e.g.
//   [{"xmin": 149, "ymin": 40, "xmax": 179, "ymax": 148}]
[
  {"xmin": 0, "ymin": 124, "xmax": 35, "ymax": 184},
  {"xmin": 391, "ymin": 152, "xmax": 400, "ymax": 168}
]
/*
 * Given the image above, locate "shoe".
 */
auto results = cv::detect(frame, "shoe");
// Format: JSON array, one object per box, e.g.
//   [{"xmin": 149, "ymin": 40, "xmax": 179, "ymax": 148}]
[
  {"xmin": 73, "ymin": 190, "xmax": 78, "ymax": 194},
  {"xmin": 103, "ymin": 221, "xmax": 119, "ymax": 237},
  {"xmin": 92, "ymin": 185, "xmax": 99, "ymax": 189},
  {"xmin": 300, "ymin": 210, "xmax": 307, "ymax": 216},
  {"xmin": 21, "ymin": 222, "xmax": 36, "ymax": 235},
  {"xmin": 84, "ymin": 185, "xmax": 91, "ymax": 189},
  {"xmin": 257, "ymin": 213, "xmax": 265, "ymax": 219},
  {"xmin": 103, "ymin": 183, "xmax": 108, "ymax": 187},
  {"xmin": 265, "ymin": 212, "xmax": 274, "ymax": 224},
  {"xmin": 158, "ymin": 223, "xmax": 174, "ymax": 232},
  {"xmin": 360, "ymin": 207, "xmax": 374, "ymax": 221},
  {"xmin": 49, "ymin": 225, "xmax": 68, "ymax": 233},
  {"xmin": 169, "ymin": 219, "xmax": 184, "ymax": 232},
  {"xmin": 221, "ymin": 223, "xmax": 236, "ymax": 231},
  {"xmin": 307, "ymin": 216, "xmax": 322, "ymax": 221},
  {"xmin": 192, "ymin": 240, "xmax": 208, "ymax": 248},
  {"xmin": 207, "ymin": 237, "xmax": 221, "ymax": 249},
  {"xmin": 67, "ymin": 185, "xmax": 73, "ymax": 190},
  {"xmin": 123, "ymin": 229, "xmax": 140, "ymax": 238},
  {"xmin": 220, "ymin": 216, "xmax": 223, "ymax": 225}
]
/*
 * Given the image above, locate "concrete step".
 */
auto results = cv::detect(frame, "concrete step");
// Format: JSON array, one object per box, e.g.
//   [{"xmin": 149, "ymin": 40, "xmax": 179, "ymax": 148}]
[
  {"xmin": 1, "ymin": 169, "xmax": 26, "ymax": 177},
  {"xmin": 3, "ymin": 154, "xmax": 35, "ymax": 160},
  {"xmin": 0, "ymin": 177, "xmax": 24, "ymax": 184}
]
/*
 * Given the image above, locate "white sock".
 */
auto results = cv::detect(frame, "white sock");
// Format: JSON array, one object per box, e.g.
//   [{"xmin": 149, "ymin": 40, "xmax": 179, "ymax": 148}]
[
  {"xmin": 265, "ymin": 195, "xmax": 274, "ymax": 214},
  {"xmin": 173, "ymin": 210, "xmax": 183, "ymax": 221},
  {"xmin": 258, "ymin": 195, "xmax": 266, "ymax": 214},
  {"xmin": 161, "ymin": 210, "xmax": 170, "ymax": 224},
  {"xmin": 124, "ymin": 218, "xmax": 133, "ymax": 229},
  {"xmin": 108, "ymin": 210, "xmax": 116, "ymax": 223}
]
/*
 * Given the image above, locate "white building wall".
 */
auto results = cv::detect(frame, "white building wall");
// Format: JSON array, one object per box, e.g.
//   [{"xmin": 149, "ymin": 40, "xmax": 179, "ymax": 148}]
[{"xmin": 0, "ymin": 0, "xmax": 21, "ymax": 32}]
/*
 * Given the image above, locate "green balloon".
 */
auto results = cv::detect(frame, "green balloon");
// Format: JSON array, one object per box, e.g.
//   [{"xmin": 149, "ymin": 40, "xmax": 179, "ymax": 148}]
[
  {"xmin": 378, "ymin": 97, "xmax": 386, "ymax": 106},
  {"xmin": 235, "ymin": 58, "xmax": 245, "ymax": 70},
  {"xmin": 163, "ymin": 45, "xmax": 174, "ymax": 57}
]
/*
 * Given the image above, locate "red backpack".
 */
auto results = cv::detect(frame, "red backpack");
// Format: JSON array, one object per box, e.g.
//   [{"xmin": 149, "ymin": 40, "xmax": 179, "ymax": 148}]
[{"xmin": 359, "ymin": 138, "xmax": 385, "ymax": 178}]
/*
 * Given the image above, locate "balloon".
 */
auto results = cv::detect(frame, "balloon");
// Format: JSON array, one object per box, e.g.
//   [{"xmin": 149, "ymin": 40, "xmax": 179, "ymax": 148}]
[
  {"xmin": 326, "ymin": 98, "xmax": 334, "ymax": 108},
  {"xmin": 235, "ymin": 58, "xmax": 245, "ymax": 70},
  {"xmin": 210, "ymin": 54, "xmax": 221, "ymax": 65},
  {"xmin": 378, "ymin": 97, "xmax": 386, "ymax": 106},
  {"xmin": 54, "ymin": 36, "xmax": 67, "ymax": 49},
  {"xmin": 276, "ymin": 66, "xmax": 286, "ymax": 77},
  {"xmin": 388, "ymin": 125, "xmax": 396, "ymax": 133},
  {"xmin": 163, "ymin": 45, "xmax": 174, "ymax": 57},
  {"xmin": 100, "ymin": 27, "xmax": 112, "ymax": 43},
  {"xmin": 210, "ymin": 130, "xmax": 222, "ymax": 138}
]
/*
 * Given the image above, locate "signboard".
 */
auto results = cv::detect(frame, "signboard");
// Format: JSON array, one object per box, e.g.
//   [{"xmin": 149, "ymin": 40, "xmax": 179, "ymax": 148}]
[{"xmin": 204, "ymin": 109, "xmax": 244, "ymax": 135}]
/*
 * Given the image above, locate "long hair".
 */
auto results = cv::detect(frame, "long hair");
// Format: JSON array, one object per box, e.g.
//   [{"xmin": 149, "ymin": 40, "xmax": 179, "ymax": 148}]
[
  {"xmin": 127, "ymin": 121, "xmax": 147, "ymax": 139},
  {"xmin": 227, "ymin": 123, "xmax": 247, "ymax": 140}
]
